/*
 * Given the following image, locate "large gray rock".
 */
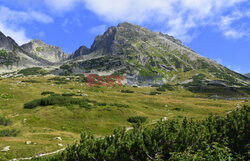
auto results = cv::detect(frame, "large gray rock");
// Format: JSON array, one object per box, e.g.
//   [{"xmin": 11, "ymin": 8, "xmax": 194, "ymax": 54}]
[{"xmin": 1, "ymin": 146, "xmax": 10, "ymax": 152}]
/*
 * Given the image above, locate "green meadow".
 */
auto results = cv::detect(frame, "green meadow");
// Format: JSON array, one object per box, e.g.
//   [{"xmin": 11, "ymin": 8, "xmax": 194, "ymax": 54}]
[{"xmin": 0, "ymin": 76, "xmax": 249, "ymax": 160}]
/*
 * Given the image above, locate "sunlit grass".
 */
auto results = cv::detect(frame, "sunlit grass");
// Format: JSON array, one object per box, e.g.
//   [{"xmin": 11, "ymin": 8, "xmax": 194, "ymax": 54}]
[{"xmin": 0, "ymin": 76, "xmax": 248, "ymax": 160}]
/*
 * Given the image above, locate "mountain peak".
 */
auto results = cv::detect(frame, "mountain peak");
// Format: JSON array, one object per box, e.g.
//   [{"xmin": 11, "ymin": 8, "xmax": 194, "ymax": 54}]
[
  {"xmin": 117, "ymin": 22, "xmax": 138, "ymax": 28},
  {"xmin": 21, "ymin": 39, "xmax": 68, "ymax": 63},
  {"xmin": 30, "ymin": 39, "xmax": 44, "ymax": 44},
  {"xmin": 70, "ymin": 45, "xmax": 90, "ymax": 59},
  {"xmin": 0, "ymin": 31, "xmax": 19, "ymax": 50}
]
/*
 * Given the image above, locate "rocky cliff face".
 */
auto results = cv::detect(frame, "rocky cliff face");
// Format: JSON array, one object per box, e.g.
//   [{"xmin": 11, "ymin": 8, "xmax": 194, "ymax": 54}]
[
  {"xmin": 0, "ymin": 31, "xmax": 19, "ymax": 51},
  {"xmin": 69, "ymin": 45, "xmax": 90, "ymax": 59},
  {"xmin": 21, "ymin": 39, "xmax": 69, "ymax": 63}
]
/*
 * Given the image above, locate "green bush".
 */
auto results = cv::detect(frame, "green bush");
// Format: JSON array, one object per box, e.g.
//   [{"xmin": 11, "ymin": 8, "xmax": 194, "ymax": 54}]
[
  {"xmin": 62, "ymin": 93, "xmax": 76, "ymax": 96},
  {"xmin": 0, "ymin": 117, "xmax": 12, "ymax": 126},
  {"xmin": 0, "ymin": 129, "xmax": 20, "ymax": 137},
  {"xmin": 22, "ymin": 80, "xmax": 41, "ymax": 83},
  {"xmin": 48, "ymin": 77, "xmax": 70, "ymax": 84},
  {"xmin": 79, "ymin": 102, "xmax": 91, "ymax": 109},
  {"xmin": 121, "ymin": 90, "xmax": 135, "ymax": 93},
  {"xmin": 150, "ymin": 91, "xmax": 161, "ymax": 95},
  {"xmin": 0, "ymin": 93, "xmax": 13, "ymax": 99},
  {"xmin": 156, "ymin": 87, "xmax": 166, "ymax": 92},
  {"xmin": 162, "ymin": 84, "xmax": 174, "ymax": 91},
  {"xmin": 60, "ymin": 64, "xmax": 71, "ymax": 70},
  {"xmin": 127, "ymin": 116, "xmax": 147, "ymax": 124},
  {"xmin": 41, "ymin": 91, "xmax": 55, "ymax": 95},
  {"xmin": 24, "ymin": 95, "xmax": 91, "ymax": 109},
  {"xmin": 55, "ymin": 81, "xmax": 68, "ymax": 84},
  {"xmin": 110, "ymin": 103, "xmax": 129, "ymax": 108},
  {"xmin": 172, "ymin": 107, "xmax": 184, "ymax": 111},
  {"xmin": 0, "ymin": 49, "xmax": 19, "ymax": 66},
  {"xmin": 96, "ymin": 102, "xmax": 107, "ymax": 106},
  {"xmin": 18, "ymin": 67, "xmax": 49, "ymax": 76},
  {"xmin": 36, "ymin": 47, "xmax": 44, "ymax": 52},
  {"xmin": 48, "ymin": 77, "xmax": 66, "ymax": 81}
]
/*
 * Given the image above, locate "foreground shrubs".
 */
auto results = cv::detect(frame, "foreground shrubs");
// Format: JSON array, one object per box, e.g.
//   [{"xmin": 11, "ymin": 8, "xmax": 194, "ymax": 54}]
[
  {"xmin": 0, "ymin": 129, "xmax": 20, "ymax": 137},
  {"xmin": 127, "ymin": 116, "xmax": 147, "ymax": 124},
  {"xmin": 40, "ymin": 105, "xmax": 249, "ymax": 161},
  {"xmin": 0, "ymin": 117, "xmax": 12, "ymax": 126}
]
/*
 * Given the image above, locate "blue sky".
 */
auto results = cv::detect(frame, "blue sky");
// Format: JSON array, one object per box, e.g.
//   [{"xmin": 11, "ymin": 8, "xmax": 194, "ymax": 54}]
[{"xmin": 0, "ymin": 0, "xmax": 249, "ymax": 74}]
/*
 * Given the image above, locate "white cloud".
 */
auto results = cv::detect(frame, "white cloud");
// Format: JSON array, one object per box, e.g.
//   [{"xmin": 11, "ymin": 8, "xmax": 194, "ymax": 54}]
[
  {"xmin": 75, "ymin": 0, "xmax": 248, "ymax": 41},
  {"xmin": 3, "ymin": 0, "xmax": 248, "ymax": 43},
  {"xmin": 224, "ymin": 30, "xmax": 245, "ymax": 39},
  {"xmin": 0, "ymin": 6, "xmax": 53, "ymax": 24},
  {"xmin": 0, "ymin": 6, "xmax": 53, "ymax": 45},
  {"xmin": 89, "ymin": 25, "xmax": 107, "ymax": 35},
  {"xmin": 44, "ymin": 0, "xmax": 83, "ymax": 12},
  {"xmin": 0, "ymin": 22, "xmax": 30, "ymax": 45},
  {"xmin": 62, "ymin": 17, "xmax": 82, "ymax": 33},
  {"xmin": 218, "ymin": 10, "xmax": 250, "ymax": 39}
]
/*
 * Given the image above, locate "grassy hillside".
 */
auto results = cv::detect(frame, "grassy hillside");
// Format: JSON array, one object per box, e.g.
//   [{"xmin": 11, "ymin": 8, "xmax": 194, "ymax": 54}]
[{"xmin": 0, "ymin": 76, "xmax": 249, "ymax": 160}]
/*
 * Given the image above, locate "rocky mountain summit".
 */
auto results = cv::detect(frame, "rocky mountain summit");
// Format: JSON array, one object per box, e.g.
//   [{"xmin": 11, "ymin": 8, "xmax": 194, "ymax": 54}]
[
  {"xmin": 69, "ymin": 45, "xmax": 90, "ymax": 59},
  {"xmin": 0, "ymin": 31, "xmax": 18, "ymax": 51},
  {"xmin": 61, "ymin": 22, "xmax": 249, "ymax": 86},
  {"xmin": 0, "ymin": 32, "xmax": 52, "ymax": 73},
  {"xmin": 21, "ymin": 39, "xmax": 69, "ymax": 63},
  {"xmin": 0, "ymin": 22, "xmax": 249, "ymax": 87}
]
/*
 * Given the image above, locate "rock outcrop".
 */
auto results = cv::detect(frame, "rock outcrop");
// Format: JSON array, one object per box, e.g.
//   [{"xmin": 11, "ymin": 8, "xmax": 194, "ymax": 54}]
[{"xmin": 21, "ymin": 39, "xmax": 69, "ymax": 63}]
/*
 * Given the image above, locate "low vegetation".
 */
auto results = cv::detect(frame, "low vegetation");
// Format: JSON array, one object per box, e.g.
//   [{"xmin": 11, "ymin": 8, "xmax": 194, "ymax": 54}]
[
  {"xmin": 121, "ymin": 89, "xmax": 134, "ymax": 93},
  {"xmin": 24, "ymin": 95, "xmax": 91, "ymax": 109},
  {"xmin": 156, "ymin": 84, "xmax": 174, "ymax": 92},
  {"xmin": 0, "ymin": 49, "xmax": 19, "ymax": 66},
  {"xmin": 22, "ymin": 80, "xmax": 41, "ymax": 83},
  {"xmin": 61, "ymin": 93, "xmax": 76, "ymax": 97},
  {"xmin": 127, "ymin": 116, "xmax": 147, "ymax": 124},
  {"xmin": 40, "ymin": 105, "xmax": 249, "ymax": 161},
  {"xmin": 0, "ymin": 129, "xmax": 20, "ymax": 137},
  {"xmin": 41, "ymin": 91, "xmax": 55, "ymax": 95},
  {"xmin": 110, "ymin": 103, "xmax": 129, "ymax": 108},
  {"xmin": 0, "ymin": 76, "xmax": 248, "ymax": 160},
  {"xmin": 18, "ymin": 67, "xmax": 49, "ymax": 76},
  {"xmin": 150, "ymin": 91, "xmax": 161, "ymax": 95},
  {"xmin": 0, "ymin": 116, "xmax": 12, "ymax": 126}
]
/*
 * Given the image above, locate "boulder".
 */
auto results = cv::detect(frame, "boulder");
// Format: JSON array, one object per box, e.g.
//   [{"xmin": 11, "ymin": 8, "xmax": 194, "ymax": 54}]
[{"xmin": 1, "ymin": 146, "xmax": 10, "ymax": 152}]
